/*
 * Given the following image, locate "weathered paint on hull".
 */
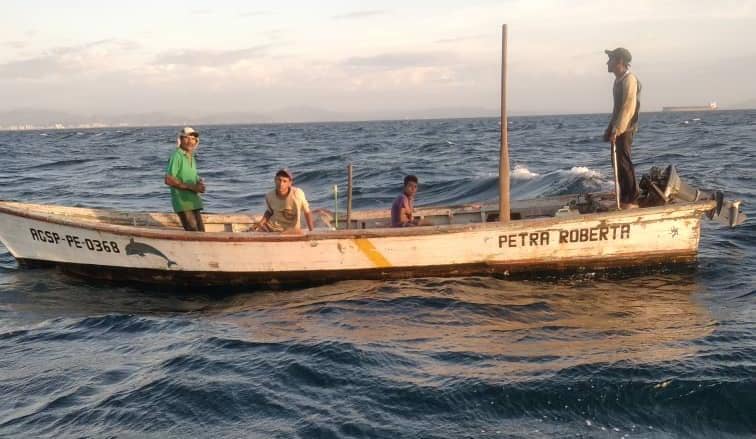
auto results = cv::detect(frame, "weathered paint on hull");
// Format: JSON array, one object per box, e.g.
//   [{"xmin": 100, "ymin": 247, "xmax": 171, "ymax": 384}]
[
  {"xmin": 0, "ymin": 199, "xmax": 714, "ymax": 287},
  {"xmin": 18, "ymin": 251, "xmax": 698, "ymax": 287}
]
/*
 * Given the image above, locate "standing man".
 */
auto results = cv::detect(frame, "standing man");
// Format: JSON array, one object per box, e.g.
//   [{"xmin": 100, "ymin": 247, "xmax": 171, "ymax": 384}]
[
  {"xmin": 165, "ymin": 127, "xmax": 206, "ymax": 231},
  {"xmin": 391, "ymin": 175, "xmax": 419, "ymax": 227},
  {"xmin": 256, "ymin": 169, "xmax": 314, "ymax": 233},
  {"xmin": 604, "ymin": 47, "xmax": 641, "ymax": 209}
]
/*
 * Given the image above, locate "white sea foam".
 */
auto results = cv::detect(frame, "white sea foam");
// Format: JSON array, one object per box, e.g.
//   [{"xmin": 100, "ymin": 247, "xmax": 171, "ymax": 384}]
[
  {"xmin": 511, "ymin": 164, "xmax": 539, "ymax": 180},
  {"xmin": 562, "ymin": 166, "xmax": 603, "ymax": 179}
]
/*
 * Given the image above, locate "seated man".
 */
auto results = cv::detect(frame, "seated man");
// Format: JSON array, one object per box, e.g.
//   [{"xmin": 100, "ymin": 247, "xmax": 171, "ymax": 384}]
[
  {"xmin": 391, "ymin": 175, "xmax": 420, "ymax": 227},
  {"xmin": 256, "ymin": 169, "xmax": 314, "ymax": 232}
]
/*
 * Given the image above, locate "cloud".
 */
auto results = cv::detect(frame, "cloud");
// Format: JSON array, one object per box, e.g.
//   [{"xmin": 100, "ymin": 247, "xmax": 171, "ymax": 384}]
[
  {"xmin": 2, "ymin": 0, "xmax": 753, "ymax": 117},
  {"xmin": 259, "ymin": 29, "xmax": 285, "ymax": 38},
  {"xmin": 435, "ymin": 34, "xmax": 488, "ymax": 44},
  {"xmin": 240, "ymin": 10, "xmax": 270, "ymax": 17},
  {"xmin": 342, "ymin": 52, "xmax": 457, "ymax": 70},
  {"xmin": 332, "ymin": 10, "xmax": 388, "ymax": 20},
  {"xmin": 0, "ymin": 57, "xmax": 74, "ymax": 79},
  {"xmin": 152, "ymin": 45, "xmax": 273, "ymax": 66},
  {"xmin": 3, "ymin": 41, "xmax": 28, "ymax": 49},
  {"xmin": 49, "ymin": 39, "xmax": 139, "ymax": 56},
  {"xmin": 0, "ymin": 39, "xmax": 140, "ymax": 79},
  {"xmin": 335, "ymin": 51, "xmax": 484, "ymax": 91}
]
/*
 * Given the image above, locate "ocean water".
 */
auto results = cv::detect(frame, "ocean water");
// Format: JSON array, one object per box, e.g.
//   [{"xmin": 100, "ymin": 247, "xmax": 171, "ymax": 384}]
[{"xmin": 0, "ymin": 111, "xmax": 754, "ymax": 438}]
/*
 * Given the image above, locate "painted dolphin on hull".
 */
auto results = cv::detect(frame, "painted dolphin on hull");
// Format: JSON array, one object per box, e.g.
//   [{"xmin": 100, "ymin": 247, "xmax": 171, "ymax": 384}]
[{"xmin": 125, "ymin": 238, "xmax": 177, "ymax": 267}]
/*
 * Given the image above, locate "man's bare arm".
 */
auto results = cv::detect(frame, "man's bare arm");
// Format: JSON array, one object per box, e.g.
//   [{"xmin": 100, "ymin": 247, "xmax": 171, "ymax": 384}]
[
  {"xmin": 165, "ymin": 175, "xmax": 205, "ymax": 193},
  {"xmin": 304, "ymin": 210, "xmax": 314, "ymax": 231},
  {"xmin": 398, "ymin": 206, "xmax": 416, "ymax": 226}
]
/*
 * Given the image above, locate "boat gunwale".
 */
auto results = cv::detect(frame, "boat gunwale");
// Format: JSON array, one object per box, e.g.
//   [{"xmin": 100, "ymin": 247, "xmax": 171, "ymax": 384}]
[{"xmin": 0, "ymin": 199, "xmax": 716, "ymax": 243}]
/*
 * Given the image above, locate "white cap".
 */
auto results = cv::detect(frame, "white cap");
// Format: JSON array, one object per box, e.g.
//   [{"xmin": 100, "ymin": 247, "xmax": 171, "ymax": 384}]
[{"xmin": 178, "ymin": 126, "xmax": 198, "ymax": 137}]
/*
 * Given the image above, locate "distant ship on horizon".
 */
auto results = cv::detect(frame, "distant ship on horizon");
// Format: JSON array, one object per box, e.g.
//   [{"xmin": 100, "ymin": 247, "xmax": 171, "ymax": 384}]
[{"xmin": 662, "ymin": 102, "xmax": 718, "ymax": 112}]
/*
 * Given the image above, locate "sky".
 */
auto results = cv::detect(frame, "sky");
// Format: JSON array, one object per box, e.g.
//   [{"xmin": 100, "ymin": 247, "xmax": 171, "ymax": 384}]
[{"xmin": 1, "ymin": 0, "xmax": 755, "ymax": 120}]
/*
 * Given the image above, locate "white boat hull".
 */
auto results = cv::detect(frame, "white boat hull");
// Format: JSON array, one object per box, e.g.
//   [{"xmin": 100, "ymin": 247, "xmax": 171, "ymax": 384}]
[{"xmin": 0, "ymin": 199, "xmax": 715, "ymax": 286}]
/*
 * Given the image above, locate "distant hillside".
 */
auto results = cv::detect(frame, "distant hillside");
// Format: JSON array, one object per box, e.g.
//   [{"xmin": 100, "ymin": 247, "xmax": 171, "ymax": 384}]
[
  {"xmin": 0, "ymin": 109, "xmax": 271, "ymax": 128},
  {"xmin": 0, "ymin": 109, "xmax": 81, "ymax": 126},
  {"xmin": 0, "ymin": 106, "xmax": 498, "ymax": 129}
]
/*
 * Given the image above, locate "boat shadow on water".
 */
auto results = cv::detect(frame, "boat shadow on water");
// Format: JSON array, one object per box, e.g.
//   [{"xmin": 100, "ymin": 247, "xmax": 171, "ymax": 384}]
[{"xmin": 5, "ymin": 246, "xmax": 701, "ymax": 294}]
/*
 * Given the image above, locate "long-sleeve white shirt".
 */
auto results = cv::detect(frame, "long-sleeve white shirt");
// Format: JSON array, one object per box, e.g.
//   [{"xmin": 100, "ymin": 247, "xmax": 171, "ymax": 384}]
[{"xmin": 610, "ymin": 71, "xmax": 641, "ymax": 135}]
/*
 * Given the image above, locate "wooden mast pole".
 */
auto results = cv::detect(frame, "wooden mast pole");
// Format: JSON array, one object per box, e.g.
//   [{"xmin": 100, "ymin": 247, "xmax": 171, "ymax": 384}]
[
  {"xmin": 499, "ymin": 24, "xmax": 511, "ymax": 223},
  {"xmin": 346, "ymin": 164, "xmax": 353, "ymax": 229}
]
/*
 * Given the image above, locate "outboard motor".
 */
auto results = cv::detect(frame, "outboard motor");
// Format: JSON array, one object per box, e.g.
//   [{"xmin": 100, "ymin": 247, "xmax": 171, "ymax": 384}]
[{"xmin": 639, "ymin": 165, "xmax": 746, "ymax": 227}]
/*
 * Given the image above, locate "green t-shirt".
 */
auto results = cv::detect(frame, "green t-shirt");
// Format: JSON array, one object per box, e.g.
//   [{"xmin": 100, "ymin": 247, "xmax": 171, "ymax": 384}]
[{"xmin": 165, "ymin": 148, "xmax": 203, "ymax": 213}]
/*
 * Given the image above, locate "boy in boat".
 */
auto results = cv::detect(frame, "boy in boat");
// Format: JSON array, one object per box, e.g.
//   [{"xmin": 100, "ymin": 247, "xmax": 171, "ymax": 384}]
[
  {"xmin": 604, "ymin": 47, "xmax": 641, "ymax": 209},
  {"xmin": 391, "ymin": 175, "xmax": 420, "ymax": 227},
  {"xmin": 164, "ymin": 127, "xmax": 206, "ymax": 231},
  {"xmin": 256, "ymin": 169, "xmax": 314, "ymax": 233}
]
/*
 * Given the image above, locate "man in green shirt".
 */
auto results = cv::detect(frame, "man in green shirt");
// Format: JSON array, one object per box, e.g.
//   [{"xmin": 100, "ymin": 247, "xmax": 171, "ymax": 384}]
[{"xmin": 164, "ymin": 127, "xmax": 206, "ymax": 231}]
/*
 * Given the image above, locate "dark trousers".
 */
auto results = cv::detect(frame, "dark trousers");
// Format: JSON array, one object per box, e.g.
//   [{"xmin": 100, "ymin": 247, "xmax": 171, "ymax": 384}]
[
  {"xmin": 614, "ymin": 132, "xmax": 639, "ymax": 204},
  {"xmin": 177, "ymin": 209, "xmax": 205, "ymax": 232}
]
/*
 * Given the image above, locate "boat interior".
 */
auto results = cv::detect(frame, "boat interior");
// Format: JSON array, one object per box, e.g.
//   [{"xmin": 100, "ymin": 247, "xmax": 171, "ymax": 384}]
[
  {"xmin": 0, "ymin": 192, "xmax": 619, "ymax": 233},
  {"xmin": 0, "ymin": 165, "xmax": 744, "ymax": 232}
]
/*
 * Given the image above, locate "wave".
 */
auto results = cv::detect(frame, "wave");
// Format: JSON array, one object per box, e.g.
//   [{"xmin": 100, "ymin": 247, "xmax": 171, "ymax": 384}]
[
  {"xmin": 0, "ymin": 113, "xmax": 753, "ymax": 438},
  {"xmin": 510, "ymin": 166, "xmax": 607, "ymax": 200},
  {"xmin": 2, "ymin": 355, "xmax": 751, "ymax": 437},
  {"xmin": 0, "ymin": 314, "xmax": 192, "ymax": 344},
  {"xmin": 376, "ymin": 165, "xmax": 608, "ymax": 207},
  {"xmin": 26, "ymin": 158, "xmax": 94, "ymax": 171},
  {"xmin": 511, "ymin": 164, "xmax": 540, "ymax": 180}
]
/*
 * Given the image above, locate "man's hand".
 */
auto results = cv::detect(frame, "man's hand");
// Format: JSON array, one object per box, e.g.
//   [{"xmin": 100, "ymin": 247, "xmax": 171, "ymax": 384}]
[
  {"xmin": 184, "ymin": 183, "xmax": 204, "ymax": 193},
  {"xmin": 165, "ymin": 175, "xmax": 205, "ymax": 193},
  {"xmin": 603, "ymin": 127, "xmax": 612, "ymax": 142},
  {"xmin": 252, "ymin": 210, "xmax": 272, "ymax": 232},
  {"xmin": 609, "ymin": 130, "xmax": 618, "ymax": 144},
  {"xmin": 252, "ymin": 218, "xmax": 269, "ymax": 232}
]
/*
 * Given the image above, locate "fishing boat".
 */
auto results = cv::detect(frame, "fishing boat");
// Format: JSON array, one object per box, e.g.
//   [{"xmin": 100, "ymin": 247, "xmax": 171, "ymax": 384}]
[
  {"xmin": 0, "ymin": 166, "xmax": 745, "ymax": 287},
  {"xmin": 0, "ymin": 26, "xmax": 746, "ymax": 287}
]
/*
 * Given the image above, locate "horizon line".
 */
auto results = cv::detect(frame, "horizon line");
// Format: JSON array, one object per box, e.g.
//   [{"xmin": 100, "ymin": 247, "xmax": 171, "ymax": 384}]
[{"xmin": 1, "ymin": 108, "xmax": 754, "ymax": 133}]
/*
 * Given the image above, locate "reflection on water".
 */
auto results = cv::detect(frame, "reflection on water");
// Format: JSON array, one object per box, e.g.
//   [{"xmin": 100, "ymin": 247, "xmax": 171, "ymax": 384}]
[
  {"xmin": 206, "ymin": 275, "xmax": 714, "ymax": 379},
  {"xmin": 0, "ymin": 263, "xmax": 718, "ymax": 383},
  {"xmin": 0, "ymin": 266, "xmax": 214, "ymax": 328}
]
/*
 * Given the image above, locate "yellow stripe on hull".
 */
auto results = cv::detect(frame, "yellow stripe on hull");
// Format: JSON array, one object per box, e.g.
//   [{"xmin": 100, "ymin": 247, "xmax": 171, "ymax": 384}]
[{"xmin": 354, "ymin": 238, "xmax": 392, "ymax": 268}]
